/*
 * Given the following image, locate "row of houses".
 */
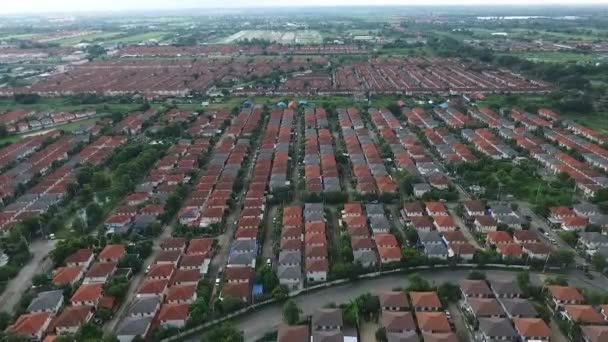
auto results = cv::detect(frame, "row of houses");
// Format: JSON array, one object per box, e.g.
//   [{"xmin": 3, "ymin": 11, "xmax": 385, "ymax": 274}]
[
  {"xmin": 104, "ymin": 138, "xmax": 211, "ymax": 234},
  {"xmin": 0, "ymin": 135, "xmax": 126, "ymax": 230},
  {"xmin": 0, "ymin": 109, "xmax": 96, "ymax": 133},
  {"xmin": 302, "ymin": 107, "xmax": 341, "ymax": 193},
  {"xmin": 116, "ymin": 237, "xmax": 213, "ymax": 341},
  {"xmin": 7, "ymin": 244, "xmax": 129, "ymax": 340},
  {"xmin": 177, "ymin": 107, "xmax": 261, "ymax": 228},
  {"xmin": 0, "ymin": 130, "xmax": 59, "ymax": 170},
  {"xmin": 423, "ymin": 127, "xmax": 477, "ymax": 164},
  {"xmin": 461, "ymin": 128, "xmax": 517, "ymax": 160}
]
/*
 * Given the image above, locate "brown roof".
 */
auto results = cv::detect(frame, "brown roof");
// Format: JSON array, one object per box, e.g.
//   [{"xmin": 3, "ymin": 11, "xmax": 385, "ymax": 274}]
[
  {"xmin": 155, "ymin": 250, "xmax": 182, "ymax": 263},
  {"xmin": 513, "ymin": 318, "xmax": 551, "ymax": 338},
  {"xmin": 52, "ymin": 266, "xmax": 83, "ymax": 285},
  {"xmin": 475, "ymin": 215, "xmax": 497, "ymax": 227},
  {"xmin": 171, "ymin": 269, "xmax": 202, "ymax": 285},
  {"xmin": 415, "ymin": 312, "xmax": 451, "ymax": 332},
  {"xmin": 460, "ymin": 280, "xmax": 493, "ymax": 297},
  {"xmin": 409, "ymin": 292, "xmax": 442, "ymax": 309},
  {"xmin": 85, "ymin": 262, "xmax": 117, "ymax": 278},
  {"xmin": 382, "ymin": 311, "xmax": 415, "ymax": 332},
  {"xmin": 277, "ymin": 324, "xmax": 309, "ymax": 342},
  {"xmin": 581, "ymin": 326, "xmax": 608, "ymax": 342},
  {"xmin": 52, "ymin": 305, "xmax": 92, "ymax": 329},
  {"xmin": 422, "ymin": 332, "xmax": 458, "ymax": 342},
  {"xmin": 403, "ymin": 202, "xmax": 424, "ymax": 215},
  {"xmin": 467, "ymin": 298, "xmax": 505, "ymax": 317},
  {"xmin": 221, "ymin": 282, "xmax": 250, "ymax": 300},
  {"xmin": 8, "ymin": 313, "xmax": 51, "ymax": 337},
  {"xmin": 146, "ymin": 264, "xmax": 176, "ymax": 279},
  {"xmin": 378, "ymin": 291, "xmax": 409, "ymax": 309},
  {"xmin": 496, "ymin": 243, "xmax": 523, "ymax": 257},
  {"xmin": 71, "ymin": 284, "xmax": 103, "ymax": 303},
  {"xmin": 179, "ymin": 254, "xmax": 207, "ymax": 268},
  {"xmin": 351, "ymin": 237, "xmax": 374, "ymax": 250},
  {"xmin": 137, "ymin": 279, "xmax": 169, "ymax": 295},
  {"xmin": 166, "ymin": 285, "xmax": 196, "ymax": 302},
  {"xmin": 450, "ymin": 243, "xmax": 475, "ymax": 255},
  {"xmin": 158, "ymin": 303, "xmax": 189, "ymax": 321},
  {"xmin": 343, "ymin": 203, "xmax": 363, "ymax": 215},
  {"xmin": 441, "ymin": 231, "xmax": 467, "ymax": 244},
  {"xmin": 305, "ymin": 258, "xmax": 329, "ymax": 272},
  {"xmin": 64, "ymin": 249, "xmax": 93, "ymax": 264},
  {"xmin": 161, "ymin": 237, "xmax": 187, "ymax": 250},
  {"xmin": 513, "ymin": 230, "xmax": 540, "ymax": 243},
  {"xmin": 463, "ymin": 200, "xmax": 485, "ymax": 213},
  {"xmin": 98, "ymin": 244, "xmax": 126, "ymax": 260},
  {"xmin": 564, "ymin": 305, "xmax": 605, "ymax": 324},
  {"xmin": 186, "ymin": 238, "xmax": 213, "ymax": 255},
  {"xmin": 410, "ymin": 216, "xmax": 434, "ymax": 229},
  {"xmin": 281, "ymin": 238, "xmax": 303, "ymax": 251},
  {"xmin": 224, "ymin": 266, "xmax": 253, "ymax": 281},
  {"xmin": 375, "ymin": 233, "xmax": 399, "ymax": 248},
  {"xmin": 548, "ymin": 286, "xmax": 584, "ymax": 303}
]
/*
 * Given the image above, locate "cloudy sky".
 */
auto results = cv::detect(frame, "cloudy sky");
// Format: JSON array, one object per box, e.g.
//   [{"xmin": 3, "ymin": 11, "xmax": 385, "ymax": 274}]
[{"xmin": 1, "ymin": 0, "xmax": 607, "ymax": 14}]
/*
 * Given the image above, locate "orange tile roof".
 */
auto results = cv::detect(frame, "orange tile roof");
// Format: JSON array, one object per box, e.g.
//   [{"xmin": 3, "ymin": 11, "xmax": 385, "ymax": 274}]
[
  {"xmin": 52, "ymin": 266, "xmax": 83, "ymax": 285},
  {"xmin": 8, "ymin": 312, "xmax": 51, "ymax": 337},
  {"xmin": 496, "ymin": 243, "xmax": 523, "ymax": 257},
  {"xmin": 548, "ymin": 286, "xmax": 585, "ymax": 303},
  {"xmin": 513, "ymin": 318, "xmax": 551, "ymax": 338},
  {"xmin": 166, "ymin": 285, "xmax": 196, "ymax": 302},
  {"xmin": 410, "ymin": 292, "xmax": 442, "ymax": 309},
  {"xmin": 98, "ymin": 244, "xmax": 126, "ymax": 260},
  {"xmin": 564, "ymin": 305, "xmax": 605, "ymax": 324},
  {"xmin": 71, "ymin": 284, "xmax": 103, "ymax": 303},
  {"xmin": 158, "ymin": 303, "xmax": 189, "ymax": 321},
  {"xmin": 64, "ymin": 249, "xmax": 93, "ymax": 264},
  {"xmin": 137, "ymin": 279, "xmax": 168, "ymax": 295},
  {"xmin": 52, "ymin": 305, "xmax": 92, "ymax": 329},
  {"xmin": 415, "ymin": 312, "xmax": 451, "ymax": 332}
]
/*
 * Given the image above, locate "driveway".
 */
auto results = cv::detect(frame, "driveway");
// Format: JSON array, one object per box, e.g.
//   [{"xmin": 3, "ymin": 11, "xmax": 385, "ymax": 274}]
[{"xmin": 0, "ymin": 239, "xmax": 55, "ymax": 313}]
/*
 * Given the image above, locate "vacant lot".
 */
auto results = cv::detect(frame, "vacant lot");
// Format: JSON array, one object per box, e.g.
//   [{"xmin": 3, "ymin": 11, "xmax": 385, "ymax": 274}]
[
  {"xmin": 105, "ymin": 32, "xmax": 169, "ymax": 44},
  {"xmin": 505, "ymin": 51, "xmax": 607, "ymax": 64},
  {"xmin": 54, "ymin": 32, "xmax": 123, "ymax": 46},
  {"xmin": 220, "ymin": 30, "xmax": 323, "ymax": 44}
]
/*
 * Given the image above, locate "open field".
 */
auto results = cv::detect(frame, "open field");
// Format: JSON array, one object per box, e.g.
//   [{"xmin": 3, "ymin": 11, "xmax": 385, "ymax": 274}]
[
  {"xmin": 504, "ymin": 51, "xmax": 608, "ymax": 64},
  {"xmin": 54, "ymin": 32, "xmax": 123, "ymax": 46},
  {"xmin": 219, "ymin": 30, "xmax": 323, "ymax": 44},
  {"xmin": 105, "ymin": 32, "xmax": 169, "ymax": 44}
]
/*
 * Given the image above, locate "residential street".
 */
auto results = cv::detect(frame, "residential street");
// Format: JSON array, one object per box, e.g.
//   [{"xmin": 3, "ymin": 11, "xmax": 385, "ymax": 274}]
[
  {"xmin": 187, "ymin": 269, "xmax": 608, "ymax": 342},
  {"xmin": 0, "ymin": 239, "xmax": 55, "ymax": 313}
]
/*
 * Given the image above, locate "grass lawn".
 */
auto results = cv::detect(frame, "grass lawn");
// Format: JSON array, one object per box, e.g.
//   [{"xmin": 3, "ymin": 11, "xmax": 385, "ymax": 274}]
[
  {"xmin": 0, "ymin": 135, "xmax": 22, "ymax": 145},
  {"xmin": 503, "ymin": 51, "xmax": 607, "ymax": 64},
  {"xmin": 562, "ymin": 112, "xmax": 608, "ymax": 134},
  {"xmin": 55, "ymin": 32, "xmax": 123, "ymax": 46}
]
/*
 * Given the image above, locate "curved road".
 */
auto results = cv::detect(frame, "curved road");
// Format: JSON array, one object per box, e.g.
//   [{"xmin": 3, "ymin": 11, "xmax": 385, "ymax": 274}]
[{"xmin": 188, "ymin": 269, "xmax": 608, "ymax": 342}]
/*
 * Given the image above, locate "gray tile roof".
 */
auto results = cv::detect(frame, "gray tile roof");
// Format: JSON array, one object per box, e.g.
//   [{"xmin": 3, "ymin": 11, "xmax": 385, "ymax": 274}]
[
  {"xmin": 116, "ymin": 316, "xmax": 153, "ymax": 337},
  {"xmin": 478, "ymin": 317, "xmax": 517, "ymax": 339},
  {"xmin": 27, "ymin": 290, "xmax": 63, "ymax": 313},
  {"xmin": 127, "ymin": 296, "xmax": 161, "ymax": 316},
  {"xmin": 489, "ymin": 279, "xmax": 522, "ymax": 297},
  {"xmin": 312, "ymin": 308, "xmax": 343, "ymax": 328},
  {"xmin": 418, "ymin": 231, "xmax": 443, "ymax": 245},
  {"xmin": 278, "ymin": 266, "xmax": 302, "ymax": 281},
  {"xmin": 499, "ymin": 298, "xmax": 538, "ymax": 318}
]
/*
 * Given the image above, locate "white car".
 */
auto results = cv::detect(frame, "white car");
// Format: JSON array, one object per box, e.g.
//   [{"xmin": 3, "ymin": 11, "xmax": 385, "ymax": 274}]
[{"xmin": 215, "ymin": 277, "xmax": 221, "ymax": 286}]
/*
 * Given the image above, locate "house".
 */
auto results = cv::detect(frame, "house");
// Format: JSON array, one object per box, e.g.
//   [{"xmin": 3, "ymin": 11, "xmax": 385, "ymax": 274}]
[
  {"xmin": 65, "ymin": 249, "xmax": 94, "ymax": 268},
  {"xmin": 413, "ymin": 183, "xmax": 432, "ymax": 197},
  {"xmin": 306, "ymin": 259, "xmax": 328, "ymax": 283},
  {"xmin": 474, "ymin": 216, "xmax": 498, "ymax": 233},
  {"xmin": 304, "ymin": 203, "xmax": 324, "ymax": 222},
  {"xmin": 418, "ymin": 231, "xmax": 444, "ymax": 246},
  {"xmin": 146, "ymin": 264, "xmax": 176, "ymax": 280},
  {"xmin": 127, "ymin": 296, "xmax": 161, "ymax": 317},
  {"xmin": 342, "ymin": 203, "xmax": 363, "ymax": 217},
  {"xmin": 225, "ymin": 266, "xmax": 253, "ymax": 284},
  {"xmin": 378, "ymin": 291, "xmax": 409, "ymax": 311},
  {"xmin": 278, "ymin": 265, "xmax": 302, "ymax": 291},
  {"xmin": 186, "ymin": 238, "xmax": 213, "ymax": 256},
  {"xmin": 312, "ymin": 308, "xmax": 343, "ymax": 331},
  {"xmin": 378, "ymin": 246, "xmax": 402, "ymax": 264},
  {"xmin": 573, "ymin": 202, "xmax": 599, "ymax": 218},
  {"xmin": 277, "ymin": 324, "xmax": 309, "ymax": 342},
  {"xmin": 421, "ymin": 332, "xmax": 458, "ymax": 342},
  {"xmin": 581, "ymin": 325, "xmax": 608, "ymax": 342},
  {"xmin": 52, "ymin": 266, "xmax": 84, "ymax": 286},
  {"xmin": 460, "ymin": 280, "xmax": 493, "ymax": 298},
  {"xmin": 370, "ymin": 216, "xmax": 391, "ymax": 233},
  {"xmin": 463, "ymin": 200, "xmax": 486, "ymax": 217},
  {"xmin": 425, "ymin": 202, "xmax": 448, "ymax": 217},
  {"xmin": 409, "ymin": 292, "xmax": 442, "ymax": 311},
  {"xmin": 382, "ymin": 311, "xmax": 416, "ymax": 334},
  {"xmin": 512, "ymin": 318, "xmax": 551, "ymax": 342},
  {"xmin": 84, "ymin": 262, "xmax": 117, "ymax": 284},
  {"xmin": 424, "ymin": 244, "xmax": 449, "ymax": 260},
  {"xmin": 365, "ymin": 203, "xmax": 385, "ymax": 217},
  {"xmin": 522, "ymin": 243, "xmax": 551, "ymax": 259},
  {"xmin": 53, "ymin": 305, "xmax": 93, "ymax": 334},
  {"xmin": 486, "ymin": 231, "xmax": 513, "ymax": 246},
  {"xmin": 116, "ymin": 316, "xmax": 153, "ymax": 342},
  {"xmin": 562, "ymin": 305, "xmax": 605, "ymax": 325},
  {"xmin": 441, "ymin": 231, "xmax": 467, "ymax": 245},
  {"xmin": 562, "ymin": 216, "xmax": 589, "ymax": 231},
  {"xmin": 155, "ymin": 250, "xmax": 182, "ymax": 265},
  {"xmin": 548, "ymin": 286, "xmax": 585, "ymax": 308},
  {"xmin": 71, "ymin": 283, "xmax": 103, "ymax": 307},
  {"xmin": 402, "ymin": 202, "xmax": 425, "ymax": 218},
  {"xmin": 104, "ymin": 214, "xmax": 133, "ymax": 232},
  {"xmin": 513, "ymin": 231, "xmax": 540, "ymax": 244},
  {"xmin": 179, "ymin": 254, "xmax": 209, "ymax": 274},
  {"xmin": 579, "ymin": 232, "xmax": 608, "ymax": 253},
  {"xmin": 375, "ymin": 233, "xmax": 399, "ymax": 248},
  {"xmin": 465, "ymin": 298, "xmax": 505, "ymax": 319},
  {"xmin": 500, "ymin": 298, "xmax": 539, "ymax": 319},
  {"xmin": 489, "ymin": 279, "xmax": 523, "ymax": 298},
  {"xmin": 410, "ymin": 216, "xmax": 434, "ymax": 231},
  {"xmin": 98, "ymin": 244, "xmax": 126, "ymax": 262},
  {"xmin": 450, "ymin": 243, "xmax": 475, "ymax": 261},
  {"xmin": 160, "ymin": 237, "xmax": 186, "ymax": 253},
  {"xmin": 171, "ymin": 269, "xmax": 202, "ymax": 286},
  {"xmin": 27, "ymin": 290, "xmax": 64, "ymax": 314},
  {"xmin": 433, "ymin": 216, "xmax": 457, "ymax": 232},
  {"xmin": 549, "ymin": 206, "xmax": 575, "ymax": 222},
  {"xmin": 166, "ymin": 285, "xmax": 197, "ymax": 304},
  {"xmin": 478, "ymin": 317, "xmax": 517, "ymax": 341},
  {"xmin": 137, "ymin": 279, "xmax": 169, "ymax": 299},
  {"xmin": 221, "ymin": 282, "xmax": 250, "ymax": 302},
  {"xmin": 496, "ymin": 243, "xmax": 524, "ymax": 259},
  {"xmin": 415, "ymin": 312, "xmax": 451, "ymax": 333},
  {"xmin": 8, "ymin": 312, "xmax": 52, "ymax": 340},
  {"xmin": 158, "ymin": 303, "xmax": 190, "ymax": 329}
]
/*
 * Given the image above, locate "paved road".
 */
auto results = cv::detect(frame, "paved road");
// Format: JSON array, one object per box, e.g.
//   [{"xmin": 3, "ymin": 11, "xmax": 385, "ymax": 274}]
[
  {"xmin": 188, "ymin": 269, "xmax": 608, "ymax": 342},
  {"xmin": 261, "ymin": 205, "xmax": 278, "ymax": 262},
  {"xmin": 0, "ymin": 239, "xmax": 55, "ymax": 313}
]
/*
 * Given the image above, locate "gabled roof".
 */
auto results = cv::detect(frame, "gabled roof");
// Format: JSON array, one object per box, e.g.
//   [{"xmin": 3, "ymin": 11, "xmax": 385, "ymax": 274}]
[
  {"xmin": 478, "ymin": 317, "xmax": 517, "ymax": 338},
  {"xmin": 460, "ymin": 280, "xmax": 493, "ymax": 297},
  {"xmin": 467, "ymin": 298, "xmax": 505, "ymax": 317},
  {"xmin": 500, "ymin": 298, "xmax": 538, "ymax": 317},
  {"xmin": 277, "ymin": 324, "xmax": 309, "ymax": 342},
  {"xmin": 52, "ymin": 266, "xmax": 83, "ymax": 285},
  {"xmin": 65, "ymin": 249, "xmax": 93, "ymax": 264},
  {"xmin": 128, "ymin": 296, "xmax": 161, "ymax": 316},
  {"xmin": 8, "ymin": 312, "xmax": 51, "ymax": 337},
  {"xmin": 137, "ymin": 279, "xmax": 169, "ymax": 295},
  {"xmin": 415, "ymin": 312, "xmax": 451, "ymax": 332},
  {"xmin": 548, "ymin": 286, "xmax": 584, "ymax": 302},
  {"xmin": 158, "ymin": 303, "xmax": 189, "ymax": 321},
  {"xmin": 409, "ymin": 292, "xmax": 442, "ymax": 309},
  {"xmin": 161, "ymin": 238, "xmax": 187, "ymax": 250},
  {"xmin": 71, "ymin": 283, "xmax": 103, "ymax": 303},
  {"xmin": 186, "ymin": 238, "xmax": 213, "ymax": 255},
  {"xmin": 375, "ymin": 233, "xmax": 399, "ymax": 247},
  {"xmin": 171, "ymin": 269, "xmax": 201, "ymax": 285},
  {"xmin": 116, "ymin": 316, "xmax": 152, "ymax": 337},
  {"xmin": 221, "ymin": 282, "xmax": 250, "ymax": 300},
  {"xmin": 421, "ymin": 332, "xmax": 458, "ymax": 342},
  {"xmin": 378, "ymin": 291, "xmax": 409, "ymax": 309},
  {"xmin": 312, "ymin": 308, "xmax": 342, "ymax": 327},
  {"xmin": 146, "ymin": 264, "xmax": 175, "ymax": 279},
  {"xmin": 564, "ymin": 305, "xmax": 605, "ymax": 324},
  {"xmin": 513, "ymin": 318, "xmax": 551, "ymax": 338},
  {"xmin": 382, "ymin": 311, "xmax": 415, "ymax": 332},
  {"xmin": 85, "ymin": 262, "xmax": 117, "ymax": 278},
  {"xmin": 98, "ymin": 244, "xmax": 126, "ymax": 260},
  {"xmin": 488, "ymin": 279, "xmax": 522, "ymax": 297},
  {"xmin": 224, "ymin": 266, "xmax": 253, "ymax": 281},
  {"xmin": 27, "ymin": 290, "xmax": 63, "ymax": 312},
  {"xmin": 52, "ymin": 305, "xmax": 92, "ymax": 329},
  {"xmin": 581, "ymin": 325, "xmax": 608, "ymax": 342}
]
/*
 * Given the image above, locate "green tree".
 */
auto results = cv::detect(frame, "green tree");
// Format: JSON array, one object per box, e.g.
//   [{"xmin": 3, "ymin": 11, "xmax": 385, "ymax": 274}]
[
  {"xmin": 438, "ymin": 282, "xmax": 461, "ymax": 304},
  {"xmin": 205, "ymin": 324, "xmax": 243, "ymax": 342},
  {"xmin": 591, "ymin": 254, "xmax": 606, "ymax": 272},
  {"xmin": 406, "ymin": 273, "xmax": 431, "ymax": 291},
  {"xmin": 282, "ymin": 300, "xmax": 301, "ymax": 325}
]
